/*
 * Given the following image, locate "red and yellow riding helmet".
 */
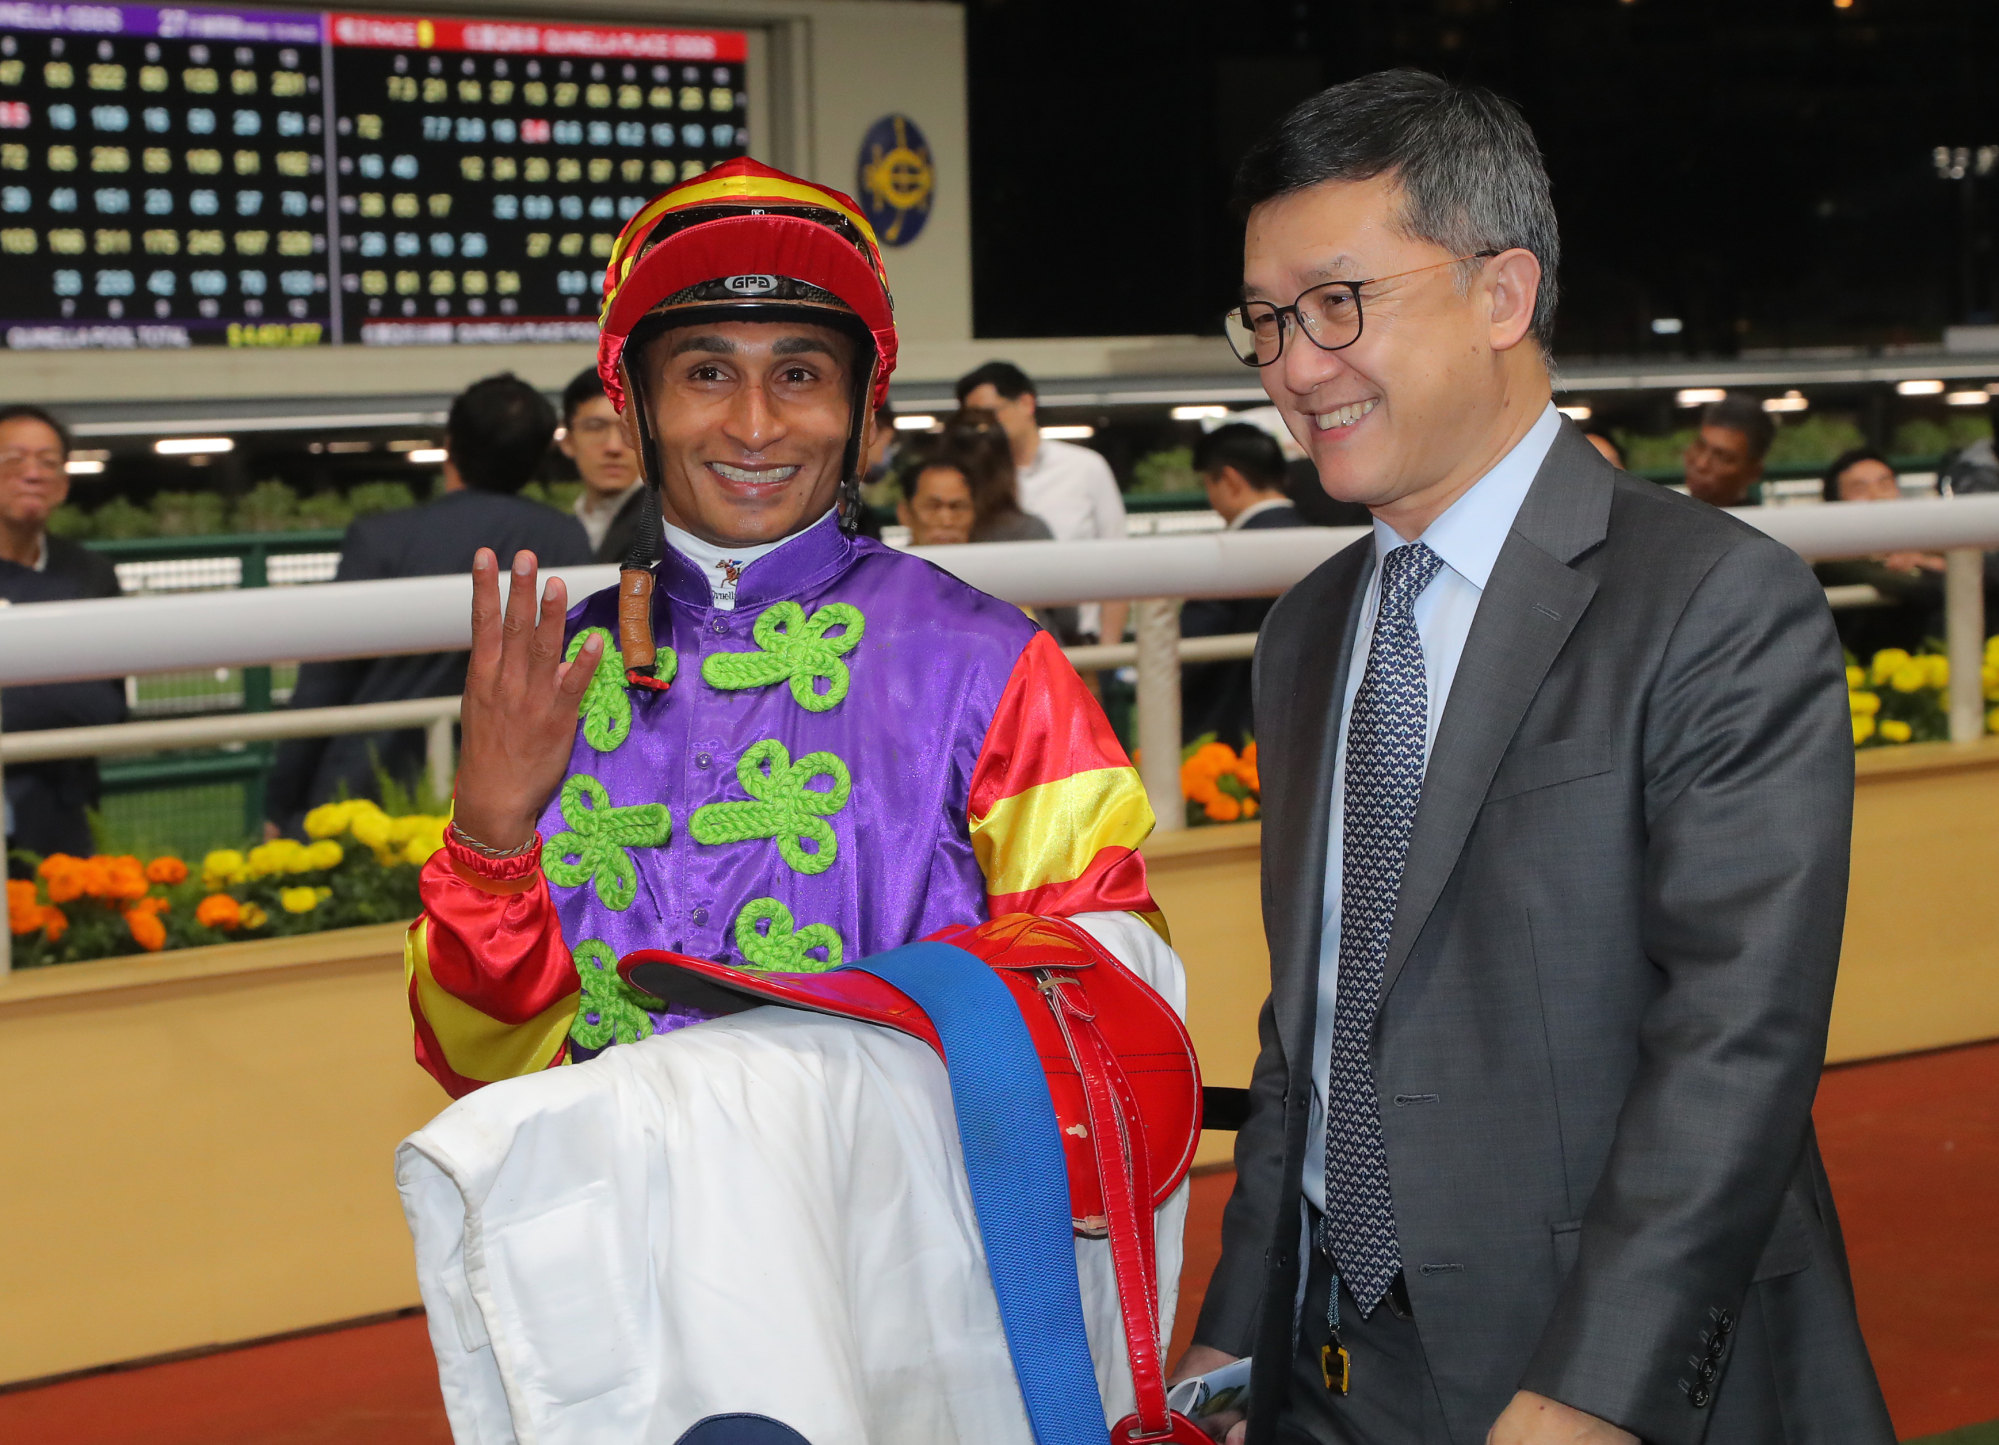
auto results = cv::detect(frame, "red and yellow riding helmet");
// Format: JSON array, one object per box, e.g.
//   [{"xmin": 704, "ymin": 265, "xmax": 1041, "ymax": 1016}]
[{"xmin": 598, "ymin": 156, "xmax": 897, "ymax": 420}]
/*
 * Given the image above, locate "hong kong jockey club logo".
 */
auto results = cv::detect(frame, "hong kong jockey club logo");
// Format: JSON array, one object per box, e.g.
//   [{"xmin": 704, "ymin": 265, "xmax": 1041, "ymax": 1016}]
[{"xmin": 857, "ymin": 114, "xmax": 934, "ymax": 247}]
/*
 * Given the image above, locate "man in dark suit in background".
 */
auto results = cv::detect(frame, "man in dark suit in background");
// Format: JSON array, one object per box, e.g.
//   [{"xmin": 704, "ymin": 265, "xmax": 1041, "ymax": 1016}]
[
  {"xmin": 1175, "ymin": 71, "xmax": 1891, "ymax": 1445},
  {"xmin": 266, "ymin": 373, "xmax": 591, "ymax": 833},
  {"xmin": 559, "ymin": 365, "xmax": 656, "ymax": 564},
  {"xmin": 0, "ymin": 404, "xmax": 125, "ymax": 862},
  {"xmin": 1183, "ymin": 422, "xmax": 1305, "ymax": 748}
]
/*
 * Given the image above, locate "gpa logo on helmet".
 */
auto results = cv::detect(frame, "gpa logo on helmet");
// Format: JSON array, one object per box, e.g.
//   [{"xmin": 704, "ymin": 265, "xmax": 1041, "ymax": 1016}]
[{"xmin": 725, "ymin": 274, "xmax": 780, "ymax": 295}]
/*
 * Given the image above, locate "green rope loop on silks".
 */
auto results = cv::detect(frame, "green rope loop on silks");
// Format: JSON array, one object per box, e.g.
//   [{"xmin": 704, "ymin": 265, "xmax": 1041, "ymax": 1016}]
[
  {"xmin": 544, "ymin": 773, "xmax": 673, "ymax": 910},
  {"xmin": 687, "ymin": 739, "xmax": 850, "ymax": 875},
  {"xmin": 700, "ymin": 601, "xmax": 865, "ymax": 712},
  {"xmin": 567, "ymin": 627, "xmax": 677, "ymax": 753},
  {"xmin": 734, "ymin": 898, "xmax": 843, "ymax": 973},
  {"xmin": 569, "ymin": 939, "xmax": 655, "ymax": 1049}
]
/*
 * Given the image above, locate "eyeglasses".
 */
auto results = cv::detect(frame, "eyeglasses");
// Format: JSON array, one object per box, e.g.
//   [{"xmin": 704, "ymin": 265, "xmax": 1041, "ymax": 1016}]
[
  {"xmin": 912, "ymin": 495, "xmax": 974, "ymax": 518},
  {"xmin": 0, "ymin": 448, "xmax": 65, "ymax": 475},
  {"xmin": 1222, "ymin": 252, "xmax": 1501, "ymax": 367}
]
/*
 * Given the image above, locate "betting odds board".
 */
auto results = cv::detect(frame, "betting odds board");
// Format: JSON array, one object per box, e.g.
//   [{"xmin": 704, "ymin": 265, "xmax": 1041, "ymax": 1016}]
[{"xmin": 0, "ymin": 6, "xmax": 749, "ymax": 351}]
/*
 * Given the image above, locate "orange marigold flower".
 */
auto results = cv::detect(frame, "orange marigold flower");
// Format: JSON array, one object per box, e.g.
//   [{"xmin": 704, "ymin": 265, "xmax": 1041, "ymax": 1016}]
[
  {"xmin": 1203, "ymin": 792, "xmax": 1243, "ymax": 823},
  {"xmin": 1241, "ymin": 797, "xmax": 1260, "ymax": 819},
  {"xmin": 101, "ymin": 856, "xmax": 150, "ymax": 902},
  {"xmin": 1236, "ymin": 741, "xmax": 1259, "ymax": 794},
  {"xmin": 40, "ymin": 855, "xmax": 86, "ymax": 904},
  {"xmin": 128, "ymin": 894, "xmax": 170, "ymax": 917},
  {"xmin": 42, "ymin": 906, "xmax": 67, "ymax": 942},
  {"xmin": 127, "ymin": 908, "xmax": 167, "ymax": 952},
  {"xmin": 7, "ymin": 880, "xmax": 43, "ymax": 934},
  {"xmin": 195, "ymin": 894, "xmax": 242, "ymax": 931},
  {"xmin": 144, "ymin": 856, "xmax": 189, "ymax": 885}
]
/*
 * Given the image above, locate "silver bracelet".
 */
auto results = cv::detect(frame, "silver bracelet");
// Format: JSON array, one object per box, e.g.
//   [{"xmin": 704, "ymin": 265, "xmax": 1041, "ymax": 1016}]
[{"xmin": 447, "ymin": 820, "xmax": 539, "ymax": 861}]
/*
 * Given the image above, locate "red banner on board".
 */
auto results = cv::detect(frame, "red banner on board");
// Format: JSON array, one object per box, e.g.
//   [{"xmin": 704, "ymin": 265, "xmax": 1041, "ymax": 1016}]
[{"xmin": 325, "ymin": 12, "xmax": 746, "ymax": 62}]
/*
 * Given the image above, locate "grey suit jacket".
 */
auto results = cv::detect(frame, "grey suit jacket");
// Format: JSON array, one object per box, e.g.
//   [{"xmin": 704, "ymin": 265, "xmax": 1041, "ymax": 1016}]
[{"xmin": 1194, "ymin": 424, "xmax": 1893, "ymax": 1445}]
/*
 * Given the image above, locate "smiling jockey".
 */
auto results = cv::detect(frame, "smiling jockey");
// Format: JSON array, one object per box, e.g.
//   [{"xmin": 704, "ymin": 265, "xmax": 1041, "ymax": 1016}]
[{"xmin": 395, "ymin": 160, "xmax": 1195, "ymax": 1444}]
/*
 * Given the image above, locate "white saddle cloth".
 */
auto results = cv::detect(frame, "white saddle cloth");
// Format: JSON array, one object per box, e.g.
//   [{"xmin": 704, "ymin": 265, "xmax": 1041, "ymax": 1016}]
[{"xmin": 397, "ymin": 913, "xmax": 1189, "ymax": 1445}]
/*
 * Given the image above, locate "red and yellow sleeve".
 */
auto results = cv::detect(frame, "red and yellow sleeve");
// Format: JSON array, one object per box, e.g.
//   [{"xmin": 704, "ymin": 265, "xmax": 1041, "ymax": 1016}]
[
  {"xmin": 405, "ymin": 842, "xmax": 579, "ymax": 1098},
  {"xmin": 967, "ymin": 629, "xmax": 1166, "ymax": 937}
]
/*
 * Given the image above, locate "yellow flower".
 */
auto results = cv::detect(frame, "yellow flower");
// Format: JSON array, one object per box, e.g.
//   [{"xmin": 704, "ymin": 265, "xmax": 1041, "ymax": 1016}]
[
  {"xmin": 303, "ymin": 839, "xmax": 344, "ymax": 870},
  {"xmin": 1844, "ymin": 664, "xmax": 1865, "ymax": 690},
  {"xmin": 1879, "ymin": 718, "xmax": 1913, "ymax": 744},
  {"xmin": 1989, "ymin": 706, "xmax": 1999, "ymax": 736},
  {"xmin": 278, "ymin": 885, "xmax": 322, "ymax": 913},
  {"xmin": 1922, "ymin": 654, "xmax": 1950, "ymax": 689},
  {"xmin": 1852, "ymin": 714, "xmax": 1876, "ymax": 745},
  {"xmin": 1848, "ymin": 690, "xmax": 1881, "ymax": 717},
  {"xmin": 349, "ymin": 808, "xmax": 394, "ymax": 850},
  {"xmin": 388, "ymin": 814, "xmax": 430, "ymax": 844},
  {"xmin": 201, "ymin": 848, "xmax": 248, "ymax": 889},
  {"xmin": 246, "ymin": 839, "xmax": 299, "ymax": 879},
  {"xmin": 303, "ymin": 801, "xmax": 358, "ymax": 839},
  {"xmin": 1869, "ymin": 647, "xmax": 1911, "ymax": 686},
  {"xmin": 1983, "ymin": 663, "xmax": 1999, "ymax": 701},
  {"xmin": 239, "ymin": 902, "xmax": 268, "ymax": 929},
  {"xmin": 1888, "ymin": 660, "xmax": 1929, "ymax": 695},
  {"xmin": 403, "ymin": 827, "xmax": 446, "ymax": 867}
]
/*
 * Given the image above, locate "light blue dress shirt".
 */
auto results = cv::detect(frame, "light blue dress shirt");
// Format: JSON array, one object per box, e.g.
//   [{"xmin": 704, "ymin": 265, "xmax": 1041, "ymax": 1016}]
[{"xmin": 1303, "ymin": 401, "xmax": 1563, "ymax": 1211}]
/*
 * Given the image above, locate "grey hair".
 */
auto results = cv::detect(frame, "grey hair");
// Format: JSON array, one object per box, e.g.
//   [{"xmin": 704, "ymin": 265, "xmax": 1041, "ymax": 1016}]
[{"xmin": 1234, "ymin": 68, "xmax": 1561, "ymax": 345}]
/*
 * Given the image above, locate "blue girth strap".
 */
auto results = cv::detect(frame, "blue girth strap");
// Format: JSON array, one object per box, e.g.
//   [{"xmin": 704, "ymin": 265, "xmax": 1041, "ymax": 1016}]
[{"xmin": 850, "ymin": 941, "xmax": 1107, "ymax": 1444}]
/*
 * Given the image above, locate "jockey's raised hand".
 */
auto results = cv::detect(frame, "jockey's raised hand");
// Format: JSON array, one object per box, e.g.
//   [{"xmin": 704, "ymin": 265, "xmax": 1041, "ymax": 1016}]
[{"xmin": 452, "ymin": 546, "xmax": 601, "ymax": 852}]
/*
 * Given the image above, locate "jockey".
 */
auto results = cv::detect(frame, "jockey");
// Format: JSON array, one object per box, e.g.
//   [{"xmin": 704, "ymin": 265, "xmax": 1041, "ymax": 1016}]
[{"xmin": 398, "ymin": 159, "xmax": 1191, "ymax": 1443}]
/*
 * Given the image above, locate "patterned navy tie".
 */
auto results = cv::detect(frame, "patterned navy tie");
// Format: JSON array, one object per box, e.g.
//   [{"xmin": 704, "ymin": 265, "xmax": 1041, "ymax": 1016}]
[{"xmin": 1321, "ymin": 539, "xmax": 1444, "ymax": 1315}]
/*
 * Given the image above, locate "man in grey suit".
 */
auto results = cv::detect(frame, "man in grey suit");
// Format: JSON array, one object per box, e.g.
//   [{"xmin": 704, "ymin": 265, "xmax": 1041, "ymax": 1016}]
[{"xmin": 1172, "ymin": 71, "xmax": 1892, "ymax": 1445}]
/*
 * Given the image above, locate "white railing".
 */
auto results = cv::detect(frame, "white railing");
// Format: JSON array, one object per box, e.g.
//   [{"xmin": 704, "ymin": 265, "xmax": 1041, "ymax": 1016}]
[{"xmin": 5, "ymin": 493, "xmax": 1999, "ymax": 974}]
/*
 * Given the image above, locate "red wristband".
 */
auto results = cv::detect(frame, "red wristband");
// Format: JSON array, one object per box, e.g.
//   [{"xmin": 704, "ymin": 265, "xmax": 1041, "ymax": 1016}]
[{"xmin": 444, "ymin": 829, "xmax": 543, "ymax": 894}]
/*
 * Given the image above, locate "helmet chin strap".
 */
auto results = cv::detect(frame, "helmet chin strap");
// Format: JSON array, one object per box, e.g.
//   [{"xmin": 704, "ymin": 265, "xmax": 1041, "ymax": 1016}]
[{"xmin": 614, "ymin": 359, "xmax": 669, "ymax": 689}]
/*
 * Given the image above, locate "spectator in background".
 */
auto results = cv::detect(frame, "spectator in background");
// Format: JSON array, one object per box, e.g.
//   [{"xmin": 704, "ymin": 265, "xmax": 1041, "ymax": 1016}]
[
  {"xmin": 0, "ymin": 405, "xmax": 124, "ymax": 863},
  {"xmin": 896, "ymin": 452, "xmax": 977, "ymax": 547},
  {"xmin": 899, "ymin": 414, "xmax": 1080, "ymax": 642},
  {"xmin": 1814, "ymin": 447, "xmax": 1944, "ymax": 658},
  {"xmin": 267, "ymin": 373, "xmax": 591, "ymax": 834},
  {"xmin": 1181, "ymin": 423, "xmax": 1303, "ymax": 748},
  {"xmin": 1683, "ymin": 394, "xmax": 1773, "ymax": 507},
  {"xmin": 559, "ymin": 366, "xmax": 653, "ymax": 564},
  {"xmin": 956, "ymin": 360, "xmax": 1128, "ymax": 643}
]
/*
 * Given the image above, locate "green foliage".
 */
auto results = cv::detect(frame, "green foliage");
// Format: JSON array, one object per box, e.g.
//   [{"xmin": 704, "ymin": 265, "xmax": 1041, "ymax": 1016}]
[
  {"xmin": 347, "ymin": 481, "xmax": 417, "ymax": 516},
  {"xmin": 1764, "ymin": 414, "xmax": 1867, "ymax": 468},
  {"xmin": 295, "ymin": 490, "xmax": 355, "ymax": 530},
  {"xmin": 1892, "ymin": 414, "xmax": 1991, "ymax": 459},
  {"xmin": 44, "ymin": 503, "xmax": 94, "ymax": 539},
  {"xmin": 149, "ymin": 490, "xmax": 229, "ymax": 537},
  {"xmin": 90, "ymin": 496, "xmax": 155, "ymax": 539},
  {"xmin": 1613, "ymin": 427, "xmax": 1693, "ymax": 474},
  {"xmin": 521, "ymin": 479, "xmax": 585, "ymax": 512},
  {"xmin": 1130, "ymin": 445, "xmax": 1199, "ymax": 496},
  {"xmin": 373, "ymin": 757, "xmax": 453, "ymax": 821},
  {"xmin": 232, "ymin": 479, "xmax": 301, "ymax": 532}
]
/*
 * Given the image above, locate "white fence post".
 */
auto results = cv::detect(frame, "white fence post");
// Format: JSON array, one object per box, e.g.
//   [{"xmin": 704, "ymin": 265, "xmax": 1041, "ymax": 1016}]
[
  {"xmin": 1946, "ymin": 547, "xmax": 1987, "ymax": 744},
  {"xmin": 1135, "ymin": 598, "xmax": 1184, "ymax": 834},
  {"xmin": 426, "ymin": 714, "xmax": 457, "ymax": 807}
]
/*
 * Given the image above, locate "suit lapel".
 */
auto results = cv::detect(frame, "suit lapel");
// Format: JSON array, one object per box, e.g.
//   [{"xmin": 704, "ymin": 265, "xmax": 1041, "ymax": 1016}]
[
  {"xmin": 1267, "ymin": 542, "xmax": 1373, "ymax": 1063},
  {"xmin": 1377, "ymin": 426, "xmax": 1612, "ymax": 1004}
]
